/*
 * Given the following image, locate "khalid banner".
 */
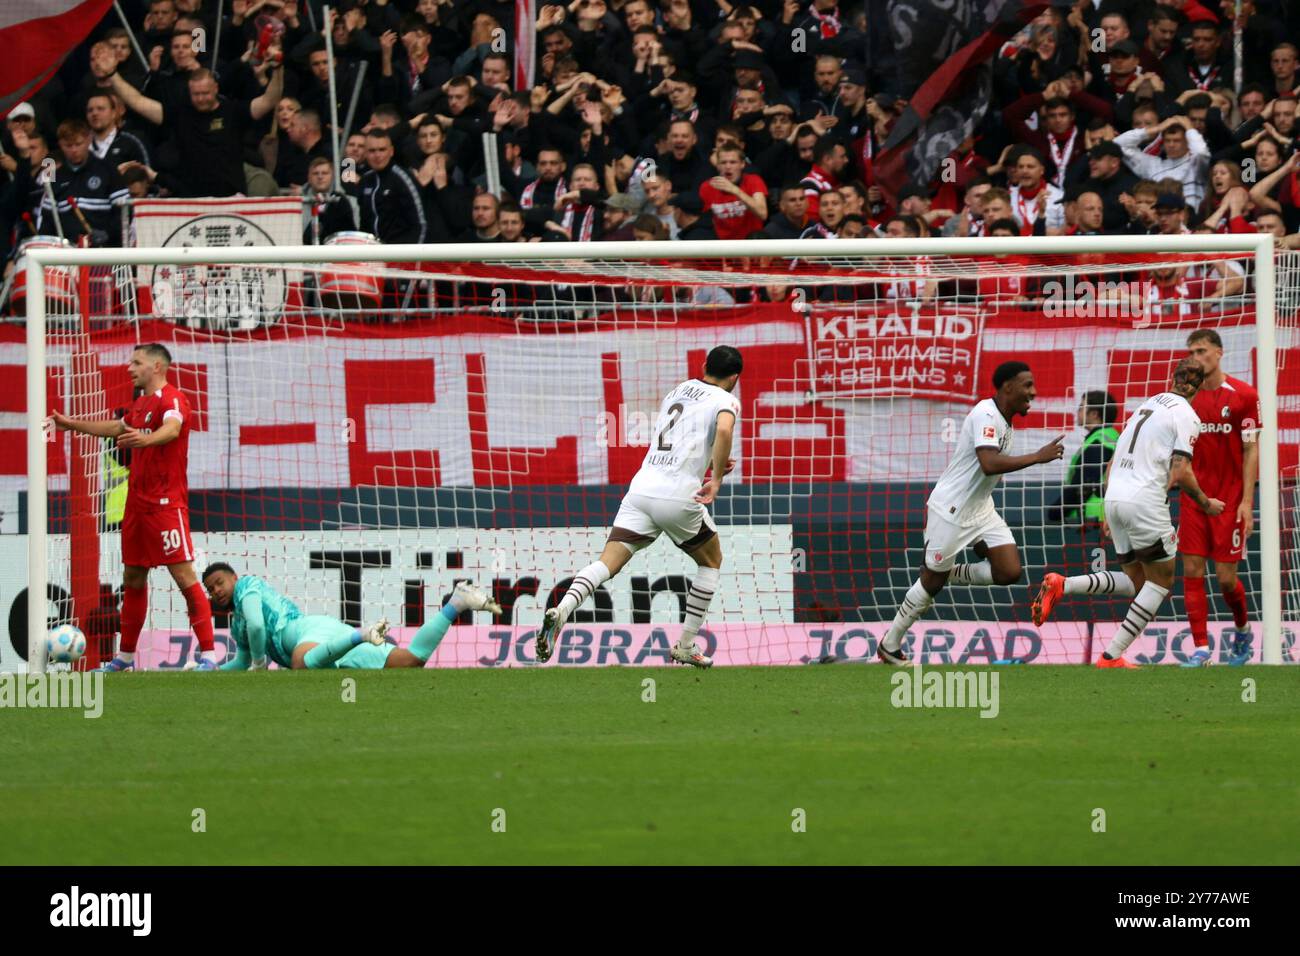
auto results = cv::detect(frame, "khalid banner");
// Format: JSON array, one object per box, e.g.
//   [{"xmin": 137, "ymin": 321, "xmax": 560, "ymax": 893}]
[{"xmin": 809, "ymin": 302, "xmax": 982, "ymax": 401}]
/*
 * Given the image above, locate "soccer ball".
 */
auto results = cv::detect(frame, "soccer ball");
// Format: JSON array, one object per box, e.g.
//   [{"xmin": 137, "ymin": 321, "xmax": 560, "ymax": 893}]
[{"xmin": 46, "ymin": 625, "xmax": 87, "ymax": 665}]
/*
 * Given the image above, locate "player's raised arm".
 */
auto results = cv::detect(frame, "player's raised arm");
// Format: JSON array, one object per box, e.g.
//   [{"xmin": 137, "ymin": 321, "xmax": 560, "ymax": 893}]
[
  {"xmin": 48, "ymin": 410, "xmax": 126, "ymax": 439},
  {"xmin": 695, "ymin": 410, "xmax": 736, "ymax": 505},
  {"xmin": 1169, "ymin": 453, "xmax": 1224, "ymax": 516},
  {"xmin": 976, "ymin": 436, "xmax": 1065, "ymax": 476}
]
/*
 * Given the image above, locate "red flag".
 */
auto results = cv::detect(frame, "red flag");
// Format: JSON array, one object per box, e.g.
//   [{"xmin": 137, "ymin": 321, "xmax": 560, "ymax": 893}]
[
  {"xmin": 514, "ymin": 0, "xmax": 536, "ymax": 92},
  {"xmin": 2, "ymin": 1, "xmax": 114, "ymax": 115},
  {"xmin": 875, "ymin": 1, "xmax": 1048, "ymax": 200}
]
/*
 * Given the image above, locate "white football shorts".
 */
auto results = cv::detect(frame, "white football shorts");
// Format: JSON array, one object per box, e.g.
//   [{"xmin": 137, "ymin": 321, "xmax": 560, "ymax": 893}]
[
  {"xmin": 610, "ymin": 492, "xmax": 718, "ymax": 553},
  {"xmin": 923, "ymin": 506, "xmax": 1016, "ymax": 573},
  {"xmin": 1104, "ymin": 498, "xmax": 1177, "ymax": 564}
]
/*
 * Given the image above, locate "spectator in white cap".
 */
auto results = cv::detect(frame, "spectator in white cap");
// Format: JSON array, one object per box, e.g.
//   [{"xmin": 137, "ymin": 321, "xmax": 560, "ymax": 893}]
[{"xmin": 8, "ymin": 101, "xmax": 37, "ymax": 137}]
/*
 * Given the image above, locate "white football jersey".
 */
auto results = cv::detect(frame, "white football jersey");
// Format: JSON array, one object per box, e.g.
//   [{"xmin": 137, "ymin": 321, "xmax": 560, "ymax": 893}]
[
  {"xmin": 628, "ymin": 379, "xmax": 741, "ymax": 501},
  {"xmin": 1105, "ymin": 391, "xmax": 1201, "ymax": 509},
  {"xmin": 927, "ymin": 398, "xmax": 1013, "ymax": 526}
]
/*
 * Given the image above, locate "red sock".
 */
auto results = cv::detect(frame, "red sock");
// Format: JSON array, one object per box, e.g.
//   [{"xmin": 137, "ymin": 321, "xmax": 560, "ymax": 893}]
[
  {"xmin": 120, "ymin": 582, "xmax": 147, "ymax": 654},
  {"xmin": 182, "ymin": 581, "xmax": 215, "ymax": 652},
  {"xmin": 1221, "ymin": 580, "xmax": 1249, "ymax": 629},
  {"xmin": 1184, "ymin": 576, "xmax": 1209, "ymax": 648}
]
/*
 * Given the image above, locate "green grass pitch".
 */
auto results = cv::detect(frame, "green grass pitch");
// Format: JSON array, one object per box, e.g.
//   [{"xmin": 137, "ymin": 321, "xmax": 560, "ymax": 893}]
[{"xmin": 3, "ymin": 665, "xmax": 1297, "ymax": 865}]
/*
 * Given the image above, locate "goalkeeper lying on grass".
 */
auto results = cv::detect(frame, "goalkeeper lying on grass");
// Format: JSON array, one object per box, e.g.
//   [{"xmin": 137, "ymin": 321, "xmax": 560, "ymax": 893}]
[{"xmin": 201, "ymin": 563, "xmax": 501, "ymax": 670}]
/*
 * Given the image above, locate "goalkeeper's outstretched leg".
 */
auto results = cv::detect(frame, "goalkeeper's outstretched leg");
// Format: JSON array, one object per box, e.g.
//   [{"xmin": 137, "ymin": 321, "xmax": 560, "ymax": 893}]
[{"xmin": 288, "ymin": 584, "xmax": 503, "ymax": 669}]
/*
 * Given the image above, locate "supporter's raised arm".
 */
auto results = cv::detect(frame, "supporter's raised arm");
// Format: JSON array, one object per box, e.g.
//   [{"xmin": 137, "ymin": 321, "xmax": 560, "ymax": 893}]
[
  {"xmin": 94, "ymin": 43, "xmax": 164, "ymax": 126},
  {"xmin": 249, "ymin": 54, "xmax": 286, "ymax": 122},
  {"xmin": 1248, "ymin": 150, "xmax": 1300, "ymax": 215}
]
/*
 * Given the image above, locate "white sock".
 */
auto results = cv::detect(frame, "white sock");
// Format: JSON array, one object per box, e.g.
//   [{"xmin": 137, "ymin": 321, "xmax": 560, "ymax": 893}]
[
  {"xmin": 201, "ymin": 649, "xmax": 219, "ymax": 663},
  {"xmin": 556, "ymin": 561, "xmax": 612, "ymax": 622},
  {"xmin": 883, "ymin": 580, "xmax": 934, "ymax": 652},
  {"xmin": 1105, "ymin": 581, "xmax": 1169, "ymax": 659},
  {"xmin": 117, "ymin": 651, "xmax": 135, "ymax": 664},
  {"xmin": 1064, "ymin": 571, "xmax": 1135, "ymax": 596},
  {"xmin": 950, "ymin": 561, "xmax": 993, "ymax": 585},
  {"xmin": 677, "ymin": 566, "xmax": 720, "ymax": 650}
]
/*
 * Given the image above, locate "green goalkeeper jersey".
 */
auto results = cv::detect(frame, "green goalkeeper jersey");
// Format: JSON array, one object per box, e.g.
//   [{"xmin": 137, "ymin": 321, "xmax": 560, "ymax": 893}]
[{"xmin": 221, "ymin": 575, "xmax": 303, "ymax": 669}]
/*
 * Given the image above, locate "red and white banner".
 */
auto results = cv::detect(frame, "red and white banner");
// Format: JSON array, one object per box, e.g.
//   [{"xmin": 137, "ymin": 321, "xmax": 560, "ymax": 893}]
[
  {"xmin": 131, "ymin": 197, "xmax": 305, "ymax": 320},
  {"xmin": 514, "ymin": 0, "xmax": 536, "ymax": 91},
  {"xmin": 2, "ymin": 306, "xmax": 1297, "ymax": 488},
  {"xmin": 132, "ymin": 197, "xmax": 304, "ymax": 250},
  {"xmin": 809, "ymin": 302, "xmax": 982, "ymax": 402},
  {"xmin": 1, "ymin": 1, "xmax": 113, "ymax": 116}
]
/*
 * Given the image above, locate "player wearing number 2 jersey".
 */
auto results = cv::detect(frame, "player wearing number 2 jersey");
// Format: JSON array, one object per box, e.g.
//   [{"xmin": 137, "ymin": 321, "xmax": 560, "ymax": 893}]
[
  {"xmin": 535, "ymin": 346, "xmax": 744, "ymax": 669},
  {"xmin": 879, "ymin": 361, "xmax": 1066, "ymax": 666},
  {"xmin": 1033, "ymin": 359, "xmax": 1225, "ymax": 668},
  {"xmin": 1180, "ymin": 329, "xmax": 1261, "ymax": 666},
  {"xmin": 50, "ymin": 344, "xmax": 218, "ymax": 671}
]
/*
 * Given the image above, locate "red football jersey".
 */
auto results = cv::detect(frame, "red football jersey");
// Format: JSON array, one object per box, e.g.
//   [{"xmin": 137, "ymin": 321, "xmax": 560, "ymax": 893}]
[
  {"xmin": 123, "ymin": 383, "xmax": 191, "ymax": 511},
  {"xmin": 1189, "ymin": 375, "xmax": 1260, "ymax": 502},
  {"xmin": 699, "ymin": 174, "xmax": 768, "ymax": 242}
]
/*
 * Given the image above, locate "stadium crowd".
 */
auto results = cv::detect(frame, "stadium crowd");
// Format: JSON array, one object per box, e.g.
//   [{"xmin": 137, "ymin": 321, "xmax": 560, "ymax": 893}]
[{"xmin": 2, "ymin": 0, "xmax": 1300, "ymax": 265}]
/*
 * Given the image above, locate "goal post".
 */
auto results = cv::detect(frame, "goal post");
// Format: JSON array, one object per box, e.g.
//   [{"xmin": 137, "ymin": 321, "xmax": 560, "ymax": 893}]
[{"xmin": 22, "ymin": 234, "xmax": 1294, "ymax": 669}]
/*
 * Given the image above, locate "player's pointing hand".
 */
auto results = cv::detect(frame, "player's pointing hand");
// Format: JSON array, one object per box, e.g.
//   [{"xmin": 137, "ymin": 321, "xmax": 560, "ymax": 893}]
[{"xmin": 1035, "ymin": 435, "xmax": 1066, "ymax": 463}]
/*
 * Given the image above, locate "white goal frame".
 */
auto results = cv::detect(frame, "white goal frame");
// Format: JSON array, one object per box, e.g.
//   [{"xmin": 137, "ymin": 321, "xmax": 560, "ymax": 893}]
[{"xmin": 25, "ymin": 234, "xmax": 1284, "ymax": 665}]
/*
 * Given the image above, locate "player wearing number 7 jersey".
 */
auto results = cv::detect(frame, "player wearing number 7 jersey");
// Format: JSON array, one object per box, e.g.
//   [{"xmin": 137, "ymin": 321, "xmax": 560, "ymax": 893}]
[
  {"xmin": 535, "ymin": 346, "xmax": 744, "ymax": 669},
  {"xmin": 1033, "ymin": 359, "xmax": 1225, "ymax": 667},
  {"xmin": 49, "ymin": 344, "xmax": 217, "ymax": 672}
]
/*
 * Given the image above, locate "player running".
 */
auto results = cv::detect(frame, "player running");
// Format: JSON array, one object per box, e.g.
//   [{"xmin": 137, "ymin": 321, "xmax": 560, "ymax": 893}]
[
  {"xmin": 1179, "ymin": 329, "xmax": 1260, "ymax": 666},
  {"xmin": 535, "ymin": 345, "xmax": 744, "ymax": 669},
  {"xmin": 201, "ymin": 563, "xmax": 502, "ymax": 669},
  {"xmin": 879, "ymin": 361, "xmax": 1065, "ymax": 666},
  {"xmin": 1033, "ymin": 359, "xmax": 1225, "ymax": 668},
  {"xmin": 50, "ymin": 344, "xmax": 217, "ymax": 671}
]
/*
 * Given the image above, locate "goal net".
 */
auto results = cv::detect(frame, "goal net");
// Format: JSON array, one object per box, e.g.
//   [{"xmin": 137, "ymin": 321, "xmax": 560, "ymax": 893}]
[{"xmin": 17, "ymin": 237, "xmax": 1298, "ymax": 670}]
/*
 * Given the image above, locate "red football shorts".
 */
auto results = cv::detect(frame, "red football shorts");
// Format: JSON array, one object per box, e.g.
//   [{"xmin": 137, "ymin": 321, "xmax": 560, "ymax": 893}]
[
  {"xmin": 122, "ymin": 507, "xmax": 195, "ymax": 568},
  {"xmin": 1178, "ymin": 501, "xmax": 1245, "ymax": 564}
]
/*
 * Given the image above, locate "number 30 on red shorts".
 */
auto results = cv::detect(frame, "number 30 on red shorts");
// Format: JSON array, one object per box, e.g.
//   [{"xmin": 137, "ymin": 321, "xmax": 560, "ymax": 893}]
[{"xmin": 122, "ymin": 508, "xmax": 195, "ymax": 568}]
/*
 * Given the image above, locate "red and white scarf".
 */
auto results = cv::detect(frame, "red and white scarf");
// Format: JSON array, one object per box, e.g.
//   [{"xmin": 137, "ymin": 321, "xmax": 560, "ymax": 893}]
[
  {"xmin": 1046, "ymin": 126, "xmax": 1078, "ymax": 189},
  {"xmin": 802, "ymin": 164, "xmax": 835, "ymax": 198},
  {"xmin": 561, "ymin": 203, "xmax": 597, "ymax": 242},
  {"xmin": 809, "ymin": 6, "xmax": 840, "ymax": 39},
  {"xmin": 1013, "ymin": 181, "xmax": 1045, "ymax": 228},
  {"xmin": 521, "ymin": 175, "xmax": 565, "ymax": 210},
  {"xmin": 409, "ymin": 55, "xmax": 428, "ymax": 93},
  {"xmin": 1187, "ymin": 62, "xmax": 1221, "ymax": 91}
]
